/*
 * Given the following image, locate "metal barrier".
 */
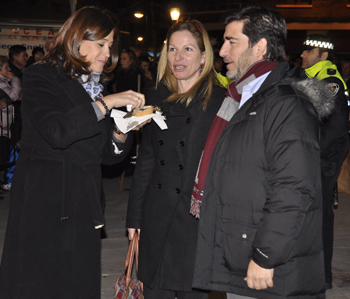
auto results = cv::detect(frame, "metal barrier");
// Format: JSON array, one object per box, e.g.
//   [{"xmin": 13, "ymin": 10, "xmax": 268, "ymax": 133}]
[{"xmin": 0, "ymin": 101, "xmax": 17, "ymax": 171}]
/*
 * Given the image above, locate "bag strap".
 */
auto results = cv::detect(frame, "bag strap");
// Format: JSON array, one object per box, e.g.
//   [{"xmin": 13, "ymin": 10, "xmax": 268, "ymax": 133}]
[
  {"xmin": 134, "ymin": 235, "xmax": 143, "ymax": 293},
  {"xmin": 135, "ymin": 232, "xmax": 139, "ymax": 271},
  {"xmin": 124, "ymin": 232, "xmax": 139, "ymax": 288}
]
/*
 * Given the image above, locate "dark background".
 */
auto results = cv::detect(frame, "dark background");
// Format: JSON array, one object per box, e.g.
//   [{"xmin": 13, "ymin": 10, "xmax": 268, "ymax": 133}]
[{"xmin": 1, "ymin": 0, "xmax": 349, "ymax": 60}]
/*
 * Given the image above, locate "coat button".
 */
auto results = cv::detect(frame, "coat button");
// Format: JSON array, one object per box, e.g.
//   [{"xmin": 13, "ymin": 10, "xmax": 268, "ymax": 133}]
[
  {"xmin": 175, "ymin": 188, "xmax": 181, "ymax": 194},
  {"xmin": 157, "ymin": 183, "xmax": 162, "ymax": 189},
  {"xmin": 178, "ymin": 164, "xmax": 184, "ymax": 170},
  {"xmin": 186, "ymin": 118, "xmax": 191, "ymax": 124},
  {"xmin": 159, "ymin": 140, "xmax": 164, "ymax": 145},
  {"xmin": 242, "ymin": 234, "xmax": 247, "ymax": 239},
  {"xmin": 160, "ymin": 160, "xmax": 165, "ymax": 166},
  {"xmin": 180, "ymin": 141, "xmax": 185, "ymax": 147}
]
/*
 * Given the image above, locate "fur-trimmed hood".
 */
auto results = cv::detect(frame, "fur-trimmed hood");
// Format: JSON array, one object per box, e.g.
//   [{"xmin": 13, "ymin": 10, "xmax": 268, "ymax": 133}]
[
  {"xmin": 260, "ymin": 62, "xmax": 335, "ymax": 122},
  {"xmin": 292, "ymin": 78, "xmax": 335, "ymax": 121}
]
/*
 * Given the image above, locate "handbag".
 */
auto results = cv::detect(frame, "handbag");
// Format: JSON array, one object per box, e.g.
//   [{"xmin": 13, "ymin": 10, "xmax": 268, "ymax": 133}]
[{"xmin": 114, "ymin": 232, "xmax": 144, "ymax": 299}]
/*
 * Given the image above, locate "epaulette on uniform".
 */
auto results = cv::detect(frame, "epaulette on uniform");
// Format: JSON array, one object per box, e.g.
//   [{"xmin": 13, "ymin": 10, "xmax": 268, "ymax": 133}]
[{"xmin": 327, "ymin": 69, "xmax": 336, "ymax": 75}]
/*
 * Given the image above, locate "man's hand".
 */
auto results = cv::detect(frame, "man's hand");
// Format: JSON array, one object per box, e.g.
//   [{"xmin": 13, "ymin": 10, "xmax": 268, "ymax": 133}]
[{"xmin": 244, "ymin": 260, "xmax": 274, "ymax": 290}]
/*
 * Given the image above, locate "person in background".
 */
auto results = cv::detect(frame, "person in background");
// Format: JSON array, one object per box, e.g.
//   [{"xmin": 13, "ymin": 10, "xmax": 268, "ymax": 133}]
[
  {"xmin": 138, "ymin": 55, "xmax": 156, "ymax": 94},
  {"xmin": 214, "ymin": 52, "xmax": 232, "ymax": 88},
  {"xmin": 192, "ymin": 5, "xmax": 325, "ymax": 299},
  {"xmin": 0, "ymin": 55, "xmax": 22, "ymax": 191},
  {"xmin": 210, "ymin": 35, "xmax": 220, "ymax": 53},
  {"xmin": 26, "ymin": 47, "xmax": 45, "ymax": 67},
  {"xmin": 149, "ymin": 56, "xmax": 159, "ymax": 80},
  {"xmin": 8, "ymin": 45, "xmax": 27, "ymax": 145},
  {"xmin": 111, "ymin": 48, "xmax": 142, "ymax": 93},
  {"xmin": 291, "ymin": 55, "xmax": 302, "ymax": 67},
  {"xmin": 214, "ymin": 52, "xmax": 223, "ymax": 73},
  {"xmin": 300, "ymin": 34, "xmax": 350, "ymax": 290},
  {"xmin": 8, "ymin": 45, "xmax": 28, "ymax": 80},
  {"xmin": 341, "ymin": 60, "xmax": 350, "ymax": 88},
  {"xmin": 126, "ymin": 19, "xmax": 226, "ymax": 299},
  {"xmin": 0, "ymin": 6, "xmax": 147, "ymax": 299},
  {"xmin": 0, "ymin": 56, "xmax": 21, "ymax": 139},
  {"xmin": 105, "ymin": 48, "xmax": 144, "ymax": 179},
  {"xmin": 0, "ymin": 88, "xmax": 12, "ymax": 199}
]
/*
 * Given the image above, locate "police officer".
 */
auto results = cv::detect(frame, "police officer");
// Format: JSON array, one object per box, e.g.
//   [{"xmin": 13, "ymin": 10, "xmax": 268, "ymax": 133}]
[{"xmin": 301, "ymin": 34, "xmax": 350, "ymax": 290}]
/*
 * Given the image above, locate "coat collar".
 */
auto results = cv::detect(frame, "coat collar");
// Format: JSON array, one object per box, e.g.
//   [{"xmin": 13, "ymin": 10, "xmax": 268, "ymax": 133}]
[
  {"xmin": 224, "ymin": 62, "xmax": 300, "ymax": 127},
  {"xmin": 156, "ymin": 80, "xmax": 209, "ymax": 118}
]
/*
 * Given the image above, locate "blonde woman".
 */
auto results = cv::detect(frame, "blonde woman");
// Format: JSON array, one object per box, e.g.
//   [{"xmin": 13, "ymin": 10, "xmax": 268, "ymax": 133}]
[{"xmin": 126, "ymin": 20, "xmax": 226, "ymax": 299}]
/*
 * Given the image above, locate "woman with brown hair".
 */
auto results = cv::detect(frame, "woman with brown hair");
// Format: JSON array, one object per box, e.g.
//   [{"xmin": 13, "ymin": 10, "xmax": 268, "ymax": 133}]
[
  {"xmin": 126, "ymin": 20, "xmax": 226, "ymax": 299},
  {"xmin": 0, "ymin": 6, "xmax": 145, "ymax": 299}
]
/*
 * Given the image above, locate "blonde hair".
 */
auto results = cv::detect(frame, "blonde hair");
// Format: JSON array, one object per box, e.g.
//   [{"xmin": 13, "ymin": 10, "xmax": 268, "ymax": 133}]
[{"xmin": 157, "ymin": 20, "xmax": 216, "ymax": 109}]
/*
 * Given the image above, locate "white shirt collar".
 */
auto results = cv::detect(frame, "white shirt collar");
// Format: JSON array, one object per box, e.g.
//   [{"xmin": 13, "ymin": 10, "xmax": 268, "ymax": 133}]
[{"xmin": 239, "ymin": 71, "xmax": 271, "ymax": 109}]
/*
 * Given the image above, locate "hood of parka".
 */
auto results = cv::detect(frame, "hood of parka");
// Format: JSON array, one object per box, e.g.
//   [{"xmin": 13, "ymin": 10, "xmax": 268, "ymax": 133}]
[
  {"xmin": 264, "ymin": 62, "xmax": 335, "ymax": 122},
  {"xmin": 292, "ymin": 77, "xmax": 335, "ymax": 121}
]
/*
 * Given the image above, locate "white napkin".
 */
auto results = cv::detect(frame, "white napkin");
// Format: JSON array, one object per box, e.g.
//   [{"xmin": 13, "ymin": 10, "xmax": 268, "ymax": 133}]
[{"xmin": 110, "ymin": 109, "xmax": 168, "ymax": 134}]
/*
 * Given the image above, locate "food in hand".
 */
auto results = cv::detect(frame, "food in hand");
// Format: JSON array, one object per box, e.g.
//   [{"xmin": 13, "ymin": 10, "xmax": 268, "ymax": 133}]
[{"xmin": 134, "ymin": 105, "xmax": 153, "ymax": 117}]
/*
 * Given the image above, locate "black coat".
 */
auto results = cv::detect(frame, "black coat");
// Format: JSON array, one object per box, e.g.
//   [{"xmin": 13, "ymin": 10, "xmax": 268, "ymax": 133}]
[
  {"xmin": 192, "ymin": 63, "xmax": 325, "ymax": 298},
  {"xmin": 0, "ymin": 63, "xmax": 132, "ymax": 299},
  {"xmin": 126, "ymin": 82, "xmax": 226, "ymax": 291},
  {"xmin": 319, "ymin": 76, "xmax": 349, "ymax": 162}
]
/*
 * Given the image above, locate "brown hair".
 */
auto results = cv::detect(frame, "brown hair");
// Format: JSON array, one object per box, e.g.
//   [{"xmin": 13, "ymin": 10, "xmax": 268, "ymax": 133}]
[
  {"xmin": 157, "ymin": 20, "xmax": 216, "ymax": 109},
  {"xmin": 44, "ymin": 6, "xmax": 118, "ymax": 83}
]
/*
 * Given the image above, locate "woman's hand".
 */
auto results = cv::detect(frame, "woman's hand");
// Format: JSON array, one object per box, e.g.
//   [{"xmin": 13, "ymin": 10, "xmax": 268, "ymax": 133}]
[
  {"xmin": 95, "ymin": 90, "xmax": 147, "ymax": 140},
  {"xmin": 101, "ymin": 90, "xmax": 145, "ymax": 113},
  {"xmin": 127, "ymin": 228, "xmax": 141, "ymax": 240},
  {"xmin": 133, "ymin": 119, "xmax": 152, "ymax": 131}
]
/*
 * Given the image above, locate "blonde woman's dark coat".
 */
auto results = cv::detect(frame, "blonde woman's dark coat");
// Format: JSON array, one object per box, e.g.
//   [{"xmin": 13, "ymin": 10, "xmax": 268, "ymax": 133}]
[{"xmin": 126, "ymin": 81, "xmax": 226, "ymax": 291}]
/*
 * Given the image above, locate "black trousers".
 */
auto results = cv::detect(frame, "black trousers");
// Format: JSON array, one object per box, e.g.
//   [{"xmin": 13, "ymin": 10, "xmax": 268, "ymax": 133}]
[{"xmin": 143, "ymin": 276, "xmax": 208, "ymax": 299}]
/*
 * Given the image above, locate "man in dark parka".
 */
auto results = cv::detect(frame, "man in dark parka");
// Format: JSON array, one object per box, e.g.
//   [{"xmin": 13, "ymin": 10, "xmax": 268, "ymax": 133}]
[{"xmin": 192, "ymin": 6, "xmax": 325, "ymax": 299}]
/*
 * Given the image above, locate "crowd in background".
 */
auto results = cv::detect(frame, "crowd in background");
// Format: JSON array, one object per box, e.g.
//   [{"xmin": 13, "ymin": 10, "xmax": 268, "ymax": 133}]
[
  {"xmin": 1, "ymin": 32, "xmax": 350, "ymax": 191},
  {"xmin": 1, "ymin": 33, "xmax": 350, "ymax": 193}
]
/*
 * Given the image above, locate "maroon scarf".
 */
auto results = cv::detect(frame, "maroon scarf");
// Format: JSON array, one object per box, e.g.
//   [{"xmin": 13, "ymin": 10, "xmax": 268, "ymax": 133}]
[{"xmin": 190, "ymin": 60, "xmax": 278, "ymax": 218}]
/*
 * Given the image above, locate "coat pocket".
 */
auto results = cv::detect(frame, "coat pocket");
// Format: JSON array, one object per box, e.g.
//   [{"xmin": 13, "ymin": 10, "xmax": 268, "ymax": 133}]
[{"xmin": 222, "ymin": 222, "xmax": 257, "ymax": 273}]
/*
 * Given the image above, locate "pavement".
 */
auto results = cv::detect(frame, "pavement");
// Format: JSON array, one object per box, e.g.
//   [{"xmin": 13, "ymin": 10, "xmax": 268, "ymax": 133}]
[{"xmin": 1, "ymin": 175, "xmax": 350, "ymax": 298}]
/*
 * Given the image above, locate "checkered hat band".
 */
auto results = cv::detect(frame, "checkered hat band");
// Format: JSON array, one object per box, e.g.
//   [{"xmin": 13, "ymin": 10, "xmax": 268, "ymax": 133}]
[{"xmin": 304, "ymin": 40, "xmax": 334, "ymax": 50}]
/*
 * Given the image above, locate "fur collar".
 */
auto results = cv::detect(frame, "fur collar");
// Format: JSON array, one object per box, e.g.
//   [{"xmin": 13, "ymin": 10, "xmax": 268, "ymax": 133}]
[
  {"xmin": 292, "ymin": 77, "xmax": 334, "ymax": 121},
  {"xmin": 260, "ymin": 62, "xmax": 335, "ymax": 122}
]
